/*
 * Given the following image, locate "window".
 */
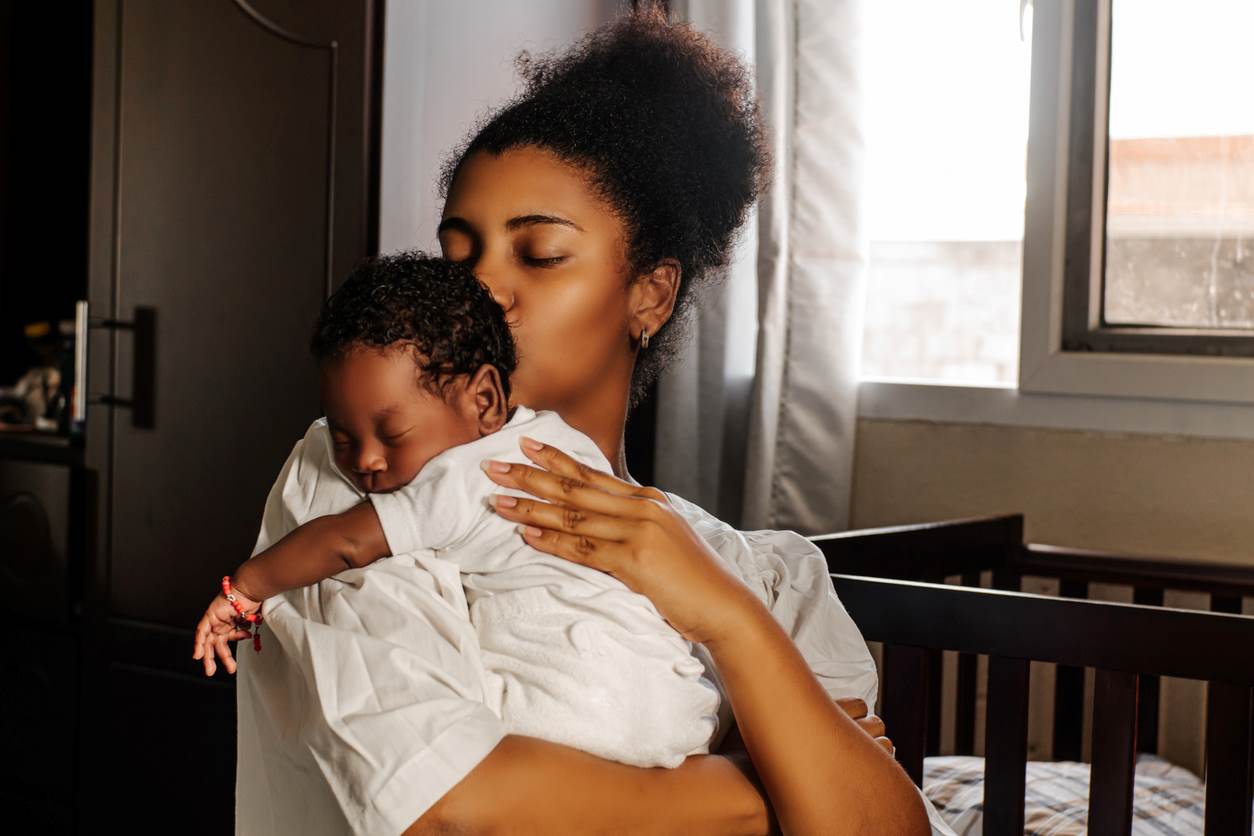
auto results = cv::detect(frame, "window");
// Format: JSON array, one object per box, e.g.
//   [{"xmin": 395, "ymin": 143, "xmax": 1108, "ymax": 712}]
[
  {"xmin": 859, "ymin": 0, "xmax": 1033, "ymax": 385},
  {"xmin": 1061, "ymin": 0, "xmax": 1254, "ymax": 355},
  {"xmin": 862, "ymin": 0, "xmax": 1254, "ymax": 428}
]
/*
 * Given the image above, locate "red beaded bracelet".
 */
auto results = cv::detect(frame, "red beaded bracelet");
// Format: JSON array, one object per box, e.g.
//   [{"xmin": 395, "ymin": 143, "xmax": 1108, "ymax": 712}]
[{"xmin": 222, "ymin": 575, "xmax": 264, "ymax": 652}]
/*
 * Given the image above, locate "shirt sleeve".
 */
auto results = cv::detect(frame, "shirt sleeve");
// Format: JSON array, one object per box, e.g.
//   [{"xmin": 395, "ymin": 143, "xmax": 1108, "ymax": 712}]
[
  {"xmin": 735, "ymin": 526, "xmax": 881, "ymax": 710},
  {"xmin": 366, "ymin": 452, "xmax": 476, "ymax": 557},
  {"xmin": 663, "ymin": 491, "xmax": 880, "ymax": 709},
  {"xmin": 237, "ymin": 423, "xmax": 508, "ymax": 836}
]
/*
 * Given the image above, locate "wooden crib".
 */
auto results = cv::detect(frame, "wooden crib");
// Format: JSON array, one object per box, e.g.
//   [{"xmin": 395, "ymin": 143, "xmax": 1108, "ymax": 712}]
[{"xmin": 809, "ymin": 514, "xmax": 1254, "ymax": 835}]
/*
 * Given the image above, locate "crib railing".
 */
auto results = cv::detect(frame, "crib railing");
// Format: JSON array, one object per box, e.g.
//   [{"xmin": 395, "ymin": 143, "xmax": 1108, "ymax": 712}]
[
  {"xmin": 811, "ymin": 514, "xmax": 1254, "ymax": 758},
  {"xmin": 1011, "ymin": 542, "xmax": 1254, "ymax": 767},
  {"xmin": 830, "ymin": 572, "xmax": 1254, "ymax": 835},
  {"xmin": 812, "ymin": 514, "xmax": 1025, "ymax": 759}
]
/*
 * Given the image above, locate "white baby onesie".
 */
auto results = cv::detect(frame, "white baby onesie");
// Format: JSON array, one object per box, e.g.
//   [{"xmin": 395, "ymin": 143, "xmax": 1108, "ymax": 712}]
[{"xmin": 364, "ymin": 403, "xmax": 721, "ymax": 769}]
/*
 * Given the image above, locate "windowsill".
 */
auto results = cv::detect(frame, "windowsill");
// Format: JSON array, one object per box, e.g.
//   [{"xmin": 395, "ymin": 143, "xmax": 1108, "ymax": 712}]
[{"xmin": 857, "ymin": 378, "xmax": 1254, "ymax": 443}]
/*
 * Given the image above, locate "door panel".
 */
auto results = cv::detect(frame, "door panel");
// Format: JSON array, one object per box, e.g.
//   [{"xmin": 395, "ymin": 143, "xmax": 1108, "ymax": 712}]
[{"xmin": 96, "ymin": 0, "xmax": 378, "ymax": 625}]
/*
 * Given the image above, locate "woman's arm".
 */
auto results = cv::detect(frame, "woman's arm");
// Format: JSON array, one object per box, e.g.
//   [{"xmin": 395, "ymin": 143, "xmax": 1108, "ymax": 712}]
[
  {"xmin": 407, "ymin": 733, "xmax": 774, "ymax": 836},
  {"xmin": 705, "ymin": 597, "xmax": 928, "ymax": 835}
]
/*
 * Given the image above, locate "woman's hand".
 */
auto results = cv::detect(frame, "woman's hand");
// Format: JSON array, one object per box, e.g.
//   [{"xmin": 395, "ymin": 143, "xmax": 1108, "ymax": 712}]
[
  {"xmin": 480, "ymin": 436, "xmax": 762, "ymax": 646},
  {"xmin": 192, "ymin": 589, "xmax": 260, "ymax": 676},
  {"xmin": 835, "ymin": 697, "xmax": 895, "ymax": 758}
]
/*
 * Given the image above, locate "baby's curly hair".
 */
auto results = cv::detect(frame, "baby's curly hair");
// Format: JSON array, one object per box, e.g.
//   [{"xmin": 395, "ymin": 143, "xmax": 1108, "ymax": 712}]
[
  {"xmin": 436, "ymin": 3, "xmax": 772, "ymax": 412},
  {"xmin": 309, "ymin": 250, "xmax": 517, "ymax": 406}
]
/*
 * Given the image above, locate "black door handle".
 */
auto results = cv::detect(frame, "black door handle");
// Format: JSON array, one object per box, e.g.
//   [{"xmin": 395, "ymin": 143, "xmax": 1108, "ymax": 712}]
[{"xmin": 87, "ymin": 305, "xmax": 157, "ymax": 429}]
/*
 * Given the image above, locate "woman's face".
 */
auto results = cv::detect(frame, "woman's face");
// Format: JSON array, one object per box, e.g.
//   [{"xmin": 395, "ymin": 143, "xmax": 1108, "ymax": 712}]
[{"xmin": 437, "ymin": 145, "xmax": 636, "ymax": 415}]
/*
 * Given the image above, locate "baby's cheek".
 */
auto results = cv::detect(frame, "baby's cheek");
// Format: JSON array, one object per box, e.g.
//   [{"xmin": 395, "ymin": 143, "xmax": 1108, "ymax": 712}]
[{"xmin": 389, "ymin": 449, "xmax": 428, "ymax": 484}]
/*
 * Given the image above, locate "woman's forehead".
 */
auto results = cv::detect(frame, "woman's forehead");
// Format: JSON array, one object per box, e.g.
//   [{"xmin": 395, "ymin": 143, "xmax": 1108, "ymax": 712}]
[{"xmin": 441, "ymin": 147, "xmax": 609, "ymax": 232}]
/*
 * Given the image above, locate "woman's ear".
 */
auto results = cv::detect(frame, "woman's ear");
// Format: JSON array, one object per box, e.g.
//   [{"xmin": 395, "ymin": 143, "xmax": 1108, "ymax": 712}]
[
  {"xmin": 465, "ymin": 364, "xmax": 509, "ymax": 435},
  {"xmin": 630, "ymin": 257, "xmax": 681, "ymax": 340}
]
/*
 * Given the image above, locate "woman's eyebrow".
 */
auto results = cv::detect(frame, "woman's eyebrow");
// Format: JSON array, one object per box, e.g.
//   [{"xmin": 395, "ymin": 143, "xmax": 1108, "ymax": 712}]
[{"xmin": 437, "ymin": 213, "xmax": 584, "ymax": 235}]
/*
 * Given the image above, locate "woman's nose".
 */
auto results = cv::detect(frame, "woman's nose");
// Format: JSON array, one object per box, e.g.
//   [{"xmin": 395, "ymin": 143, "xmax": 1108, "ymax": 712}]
[{"xmin": 474, "ymin": 267, "xmax": 516, "ymax": 312}]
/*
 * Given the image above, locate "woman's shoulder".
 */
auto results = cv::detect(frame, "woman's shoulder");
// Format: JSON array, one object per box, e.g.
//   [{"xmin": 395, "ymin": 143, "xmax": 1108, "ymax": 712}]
[
  {"xmin": 654, "ymin": 488, "xmax": 816, "ymax": 582},
  {"xmin": 657, "ymin": 487, "xmax": 788, "ymax": 548},
  {"xmin": 291, "ymin": 416, "xmax": 361, "ymax": 488}
]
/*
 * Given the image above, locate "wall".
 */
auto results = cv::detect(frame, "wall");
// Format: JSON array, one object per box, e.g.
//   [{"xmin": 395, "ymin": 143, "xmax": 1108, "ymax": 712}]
[
  {"xmin": 378, "ymin": 0, "xmax": 627, "ymax": 253},
  {"xmin": 851, "ymin": 417, "xmax": 1254, "ymax": 776}
]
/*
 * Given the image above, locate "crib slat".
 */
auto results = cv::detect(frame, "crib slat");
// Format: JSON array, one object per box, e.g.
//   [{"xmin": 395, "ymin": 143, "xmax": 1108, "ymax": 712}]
[
  {"xmin": 1133, "ymin": 586, "xmax": 1164, "ymax": 754},
  {"xmin": 954, "ymin": 571, "xmax": 981, "ymax": 756},
  {"xmin": 926, "ymin": 648, "xmax": 942, "ymax": 755},
  {"xmin": 955, "ymin": 649, "xmax": 977, "ymax": 756},
  {"xmin": 1053, "ymin": 579, "xmax": 1087, "ymax": 761},
  {"xmin": 991, "ymin": 567, "xmax": 1020, "ymax": 592},
  {"xmin": 1204, "ymin": 682, "xmax": 1253, "ymax": 836},
  {"xmin": 984, "ymin": 655, "xmax": 1029, "ymax": 835},
  {"xmin": 1211, "ymin": 594, "xmax": 1243, "ymax": 615},
  {"xmin": 882, "ymin": 643, "xmax": 928, "ymax": 788},
  {"xmin": 1088, "ymin": 669, "xmax": 1138, "ymax": 834},
  {"xmin": 1206, "ymin": 592, "xmax": 1250, "ymax": 836}
]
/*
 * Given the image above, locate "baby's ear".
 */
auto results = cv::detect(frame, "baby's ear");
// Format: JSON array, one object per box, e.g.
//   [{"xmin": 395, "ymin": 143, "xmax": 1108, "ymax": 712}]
[{"xmin": 467, "ymin": 363, "xmax": 509, "ymax": 433}]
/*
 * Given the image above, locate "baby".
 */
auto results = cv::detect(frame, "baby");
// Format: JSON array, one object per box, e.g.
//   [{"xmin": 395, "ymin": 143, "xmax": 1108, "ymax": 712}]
[{"xmin": 193, "ymin": 250, "xmax": 720, "ymax": 769}]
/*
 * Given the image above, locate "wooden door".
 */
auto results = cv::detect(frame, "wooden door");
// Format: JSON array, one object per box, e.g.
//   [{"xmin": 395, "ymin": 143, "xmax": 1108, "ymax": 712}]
[{"xmin": 79, "ymin": 2, "xmax": 381, "ymax": 832}]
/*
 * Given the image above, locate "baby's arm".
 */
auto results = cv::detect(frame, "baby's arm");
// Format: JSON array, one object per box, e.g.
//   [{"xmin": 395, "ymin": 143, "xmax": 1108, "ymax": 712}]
[
  {"xmin": 236, "ymin": 441, "xmax": 481, "ymax": 596},
  {"xmin": 229, "ymin": 500, "xmax": 389, "ymax": 602},
  {"xmin": 192, "ymin": 497, "xmax": 391, "ymax": 676},
  {"xmin": 195, "ymin": 443, "xmax": 478, "ymax": 675},
  {"xmin": 232, "ymin": 446, "xmax": 478, "ymax": 602}
]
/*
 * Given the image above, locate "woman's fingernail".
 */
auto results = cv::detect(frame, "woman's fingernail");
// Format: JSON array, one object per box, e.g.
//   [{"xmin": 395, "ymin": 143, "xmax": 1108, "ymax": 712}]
[
  {"xmin": 480, "ymin": 459, "xmax": 510, "ymax": 473},
  {"xmin": 491, "ymin": 494, "xmax": 517, "ymax": 508},
  {"xmin": 520, "ymin": 436, "xmax": 543, "ymax": 451},
  {"xmin": 523, "ymin": 525, "xmax": 543, "ymax": 537}
]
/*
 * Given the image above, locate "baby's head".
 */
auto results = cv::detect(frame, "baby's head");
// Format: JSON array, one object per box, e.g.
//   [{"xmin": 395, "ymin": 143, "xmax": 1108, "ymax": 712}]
[{"xmin": 309, "ymin": 250, "xmax": 517, "ymax": 495}]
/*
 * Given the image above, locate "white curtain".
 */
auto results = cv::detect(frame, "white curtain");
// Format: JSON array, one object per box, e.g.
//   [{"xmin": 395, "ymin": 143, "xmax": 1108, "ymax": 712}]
[{"xmin": 654, "ymin": 0, "xmax": 868, "ymax": 535}]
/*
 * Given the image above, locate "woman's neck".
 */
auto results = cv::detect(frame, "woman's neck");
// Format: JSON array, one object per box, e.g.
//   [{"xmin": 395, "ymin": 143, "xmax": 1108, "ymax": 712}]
[{"xmin": 550, "ymin": 379, "xmax": 631, "ymax": 481}]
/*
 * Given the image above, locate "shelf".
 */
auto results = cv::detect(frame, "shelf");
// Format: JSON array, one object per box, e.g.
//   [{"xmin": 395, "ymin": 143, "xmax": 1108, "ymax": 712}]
[{"xmin": 0, "ymin": 429, "xmax": 84, "ymax": 466}]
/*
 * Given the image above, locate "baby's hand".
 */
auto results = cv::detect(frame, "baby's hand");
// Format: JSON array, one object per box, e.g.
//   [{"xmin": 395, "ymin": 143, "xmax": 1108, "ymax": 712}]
[{"xmin": 192, "ymin": 590, "xmax": 260, "ymax": 676}]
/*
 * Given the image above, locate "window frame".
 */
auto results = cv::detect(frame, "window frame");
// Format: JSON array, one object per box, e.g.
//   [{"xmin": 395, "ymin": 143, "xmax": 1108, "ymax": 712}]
[
  {"xmin": 1059, "ymin": 0, "xmax": 1254, "ymax": 357},
  {"xmin": 860, "ymin": 0, "xmax": 1254, "ymax": 436},
  {"xmin": 1016, "ymin": 0, "xmax": 1254, "ymax": 403}
]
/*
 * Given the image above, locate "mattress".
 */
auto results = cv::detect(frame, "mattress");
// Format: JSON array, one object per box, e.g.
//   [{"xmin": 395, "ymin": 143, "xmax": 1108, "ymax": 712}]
[{"xmin": 923, "ymin": 752, "xmax": 1223, "ymax": 835}]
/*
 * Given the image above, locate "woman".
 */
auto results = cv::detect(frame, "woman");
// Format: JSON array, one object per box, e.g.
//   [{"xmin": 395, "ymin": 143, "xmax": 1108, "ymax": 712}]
[{"xmin": 235, "ymin": 7, "xmax": 952, "ymax": 835}]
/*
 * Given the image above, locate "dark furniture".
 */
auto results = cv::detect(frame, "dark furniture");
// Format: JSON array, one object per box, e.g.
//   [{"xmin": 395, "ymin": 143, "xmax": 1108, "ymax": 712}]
[
  {"xmin": 812, "ymin": 514, "xmax": 1254, "ymax": 835},
  {"xmin": 1, "ymin": 2, "xmax": 382, "ymax": 832}
]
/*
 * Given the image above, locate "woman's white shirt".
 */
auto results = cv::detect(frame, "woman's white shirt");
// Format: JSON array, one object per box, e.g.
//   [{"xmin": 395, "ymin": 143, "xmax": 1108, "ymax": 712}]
[{"xmin": 235, "ymin": 417, "xmax": 955, "ymax": 835}]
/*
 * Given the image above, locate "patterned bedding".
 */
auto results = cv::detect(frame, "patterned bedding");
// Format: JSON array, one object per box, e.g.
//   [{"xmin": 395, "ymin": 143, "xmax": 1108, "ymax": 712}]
[{"xmin": 922, "ymin": 753, "xmax": 1222, "ymax": 835}]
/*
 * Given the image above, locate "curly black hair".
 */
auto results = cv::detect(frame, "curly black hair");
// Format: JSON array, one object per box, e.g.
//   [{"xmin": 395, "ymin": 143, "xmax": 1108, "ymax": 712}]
[
  {"xmin": 435, "ymin": 3, "xmax": 772, "ymax": 412},
  {"xmin": 309, "ymin": 250, "xmax": 517, "ymax": 406}
]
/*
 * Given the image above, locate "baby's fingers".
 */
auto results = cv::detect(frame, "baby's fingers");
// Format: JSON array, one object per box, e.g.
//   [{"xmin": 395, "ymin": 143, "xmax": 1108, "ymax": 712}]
[
  {"xmin": 192, "ymin": 617, "xmax": 214, "ymax": 661},
  {"xmin": 201, "ymin": 637, "xmax": 218, "ymax": 677},
  {"xmin": 213, "ymin": 634, "xmax": 238, "ymax": 675}
]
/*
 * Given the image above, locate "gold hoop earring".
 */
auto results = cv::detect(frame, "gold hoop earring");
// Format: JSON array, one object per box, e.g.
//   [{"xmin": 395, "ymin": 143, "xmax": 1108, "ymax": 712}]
[{"xmin": 640, "ymin": 329, "xmax": 650, "ymax": 349}]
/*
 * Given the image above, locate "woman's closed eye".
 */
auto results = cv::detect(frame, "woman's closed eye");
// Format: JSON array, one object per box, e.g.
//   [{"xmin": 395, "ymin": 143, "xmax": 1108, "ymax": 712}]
[{"xmin": 523, "ymin": 255, "xmax": 567, "ymax": 267}]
